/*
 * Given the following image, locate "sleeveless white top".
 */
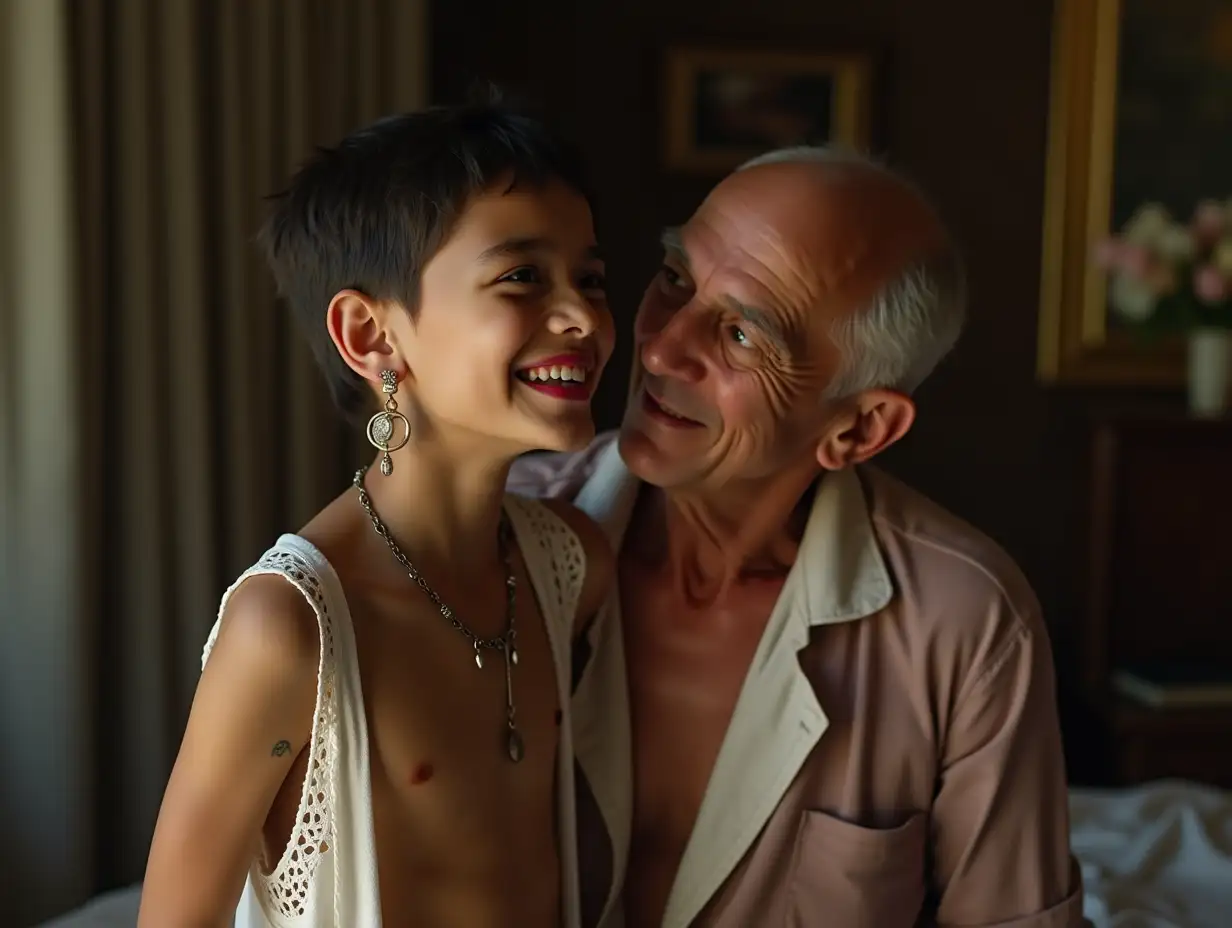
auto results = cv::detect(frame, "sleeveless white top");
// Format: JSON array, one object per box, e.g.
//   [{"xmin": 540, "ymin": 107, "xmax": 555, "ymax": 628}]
[{"xmin": 201, "ymin": 495, "xmax": 585, "ymax": 928}]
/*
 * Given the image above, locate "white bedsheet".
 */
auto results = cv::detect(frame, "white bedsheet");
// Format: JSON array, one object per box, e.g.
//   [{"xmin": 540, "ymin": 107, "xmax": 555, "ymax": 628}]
[
  {"xmin": 34, "ymin": 781, "xmax": 1232, "ymax": 928},
  {"xmin": 1072, "ymin": 780, "xmax": 1232, "ymax": 928}
]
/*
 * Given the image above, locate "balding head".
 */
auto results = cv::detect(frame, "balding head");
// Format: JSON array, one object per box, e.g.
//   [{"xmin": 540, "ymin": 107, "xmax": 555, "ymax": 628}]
[{"xmin": 734, "ymin": 147, "xmax": 966, "ymax": 396}]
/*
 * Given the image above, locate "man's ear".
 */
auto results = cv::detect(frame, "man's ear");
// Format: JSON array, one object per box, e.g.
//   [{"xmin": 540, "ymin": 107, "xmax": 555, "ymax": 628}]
[
  {"xmin": 815, "ymin": 389, "xmax": 915, "ymax": 471},
  {"xmin": 326, "ymin": 289, "xmax": 408, "ymax": 386}
]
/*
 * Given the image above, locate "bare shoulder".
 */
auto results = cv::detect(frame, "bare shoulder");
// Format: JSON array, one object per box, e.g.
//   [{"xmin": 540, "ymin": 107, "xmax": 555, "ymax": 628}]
[
  {"xmin": 208, "ymin": 572, "xmax": 321, "ymax": 684},
  {"xmin": 539, "ymin": 497, "xmax": 615, "ymax": 636},
  {"xmin": 197, "ymin": 573, "xmax": 322, "ymax": 745}
]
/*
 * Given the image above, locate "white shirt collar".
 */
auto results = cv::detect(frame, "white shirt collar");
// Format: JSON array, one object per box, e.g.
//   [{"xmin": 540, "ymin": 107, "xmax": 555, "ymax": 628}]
[{"xmin": 577, "ymin": 438, "xmax": 893, "ymax": 627}]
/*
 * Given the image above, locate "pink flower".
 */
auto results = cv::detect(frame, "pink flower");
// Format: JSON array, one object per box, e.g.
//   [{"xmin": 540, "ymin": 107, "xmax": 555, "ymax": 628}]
[
  {"xmin": 1119, "ymin": 243, "xmax": 1153, "ymax": 279},
  {"xmin": 1093, "ymin": 238, "xmax": 1124, "ymax": 269},
  {"xmin": 1193, "ymin": 200, "xmax": 1227, "ymax": 243},
  {"xmin": 1193, "ymin": 265, "xmax": 1229, "ymax": 304}
]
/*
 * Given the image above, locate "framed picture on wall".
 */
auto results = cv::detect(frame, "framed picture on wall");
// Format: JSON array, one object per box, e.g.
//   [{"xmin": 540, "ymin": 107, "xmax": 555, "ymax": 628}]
[
  {"xmin": 662, "ymin": 47, "xmax": 873, "ymax": 175},
  {"xmin": 1038, "ymin": 0, "xmax": 1232, "ymax": 385}
]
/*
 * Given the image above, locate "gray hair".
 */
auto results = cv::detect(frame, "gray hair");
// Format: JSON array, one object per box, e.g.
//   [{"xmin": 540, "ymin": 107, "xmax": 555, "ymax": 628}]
[{"xmin": 738, "ymin": 147, "xmax": 966, "ymax": 396}]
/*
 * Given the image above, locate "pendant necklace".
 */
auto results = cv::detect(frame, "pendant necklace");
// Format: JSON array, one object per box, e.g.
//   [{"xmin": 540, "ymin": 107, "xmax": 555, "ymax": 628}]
[{"xmin": 354, "ymin": 467, "xmax": 523, "ymax": 762}]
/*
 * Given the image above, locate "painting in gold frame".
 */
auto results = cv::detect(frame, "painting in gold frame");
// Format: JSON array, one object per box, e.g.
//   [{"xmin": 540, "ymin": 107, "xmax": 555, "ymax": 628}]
[
  {"xmin": 1038, "ymin": 0, "xmax": 1232, "ymax": 384},
  {"xmin": 663, "ymin": 47, "xmax": 872, "ymax": 175}
]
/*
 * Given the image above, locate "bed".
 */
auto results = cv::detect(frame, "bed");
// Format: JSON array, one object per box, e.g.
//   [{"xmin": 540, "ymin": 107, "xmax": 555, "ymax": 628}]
[
  {"xmin": 1070, "ymin": 780, "xmax": 1232, "ymax": 927},
  {"xmin": 36, "ymin": 780, "xmax": 1232, "ymax": 928}
]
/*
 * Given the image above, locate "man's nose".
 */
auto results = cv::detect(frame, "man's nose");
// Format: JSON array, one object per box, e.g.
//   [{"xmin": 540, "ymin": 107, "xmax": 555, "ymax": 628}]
[{"xmin": 641, "ymin": 306, "xmax": 705, "ymax": 383}]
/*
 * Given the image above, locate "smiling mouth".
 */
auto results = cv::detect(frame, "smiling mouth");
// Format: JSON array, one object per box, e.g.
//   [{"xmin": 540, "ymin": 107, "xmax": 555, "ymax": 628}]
[
  {"xmin": 514, "ymin": 356, "xmax": 594, "ymax": 402},
  {"xmin": 642, "ymin": 390, "xmax": 703, "ymax": 428}
]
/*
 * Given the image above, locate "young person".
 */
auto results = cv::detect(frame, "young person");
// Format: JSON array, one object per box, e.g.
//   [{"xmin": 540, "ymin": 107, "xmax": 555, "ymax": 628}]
[{"xmin": 139, "ymin": 102, "xmax": 615, "ymax": 928}]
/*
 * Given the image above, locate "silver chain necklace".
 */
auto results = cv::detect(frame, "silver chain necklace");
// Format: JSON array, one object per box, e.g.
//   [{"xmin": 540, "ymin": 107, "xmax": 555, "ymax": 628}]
[{"xmin": 353, "ymin": 467, "xmax": 524, "ymax": 763}]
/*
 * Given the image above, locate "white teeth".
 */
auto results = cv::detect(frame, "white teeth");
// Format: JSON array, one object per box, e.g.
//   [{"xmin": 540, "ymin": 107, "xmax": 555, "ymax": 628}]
[
  {"xmin": 658, "ymin": 399, "xmax": 689, "ymax": 420},
  {"xmin": 521, "ymin": 364, "xmax": 589, "ymax": 383}
]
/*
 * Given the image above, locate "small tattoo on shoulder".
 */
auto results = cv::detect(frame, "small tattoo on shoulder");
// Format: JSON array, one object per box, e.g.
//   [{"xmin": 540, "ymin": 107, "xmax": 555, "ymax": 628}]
[{"xmin": 271, "ymin": 740, "xmax": 291, "ymax": 757}]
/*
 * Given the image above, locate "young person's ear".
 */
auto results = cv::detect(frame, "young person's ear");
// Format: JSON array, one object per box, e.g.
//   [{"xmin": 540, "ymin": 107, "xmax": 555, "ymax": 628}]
[{"xmin": 326, "ymin": 289, "xmax": 408, "ymax": 384}]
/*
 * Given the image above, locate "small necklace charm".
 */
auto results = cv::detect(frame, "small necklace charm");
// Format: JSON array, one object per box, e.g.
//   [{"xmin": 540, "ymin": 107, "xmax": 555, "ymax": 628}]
[
  {"xmin": 503, "ymin": 638, "xmax": 522, "ymax": 764},
  {"xmin": 506, "ymin": 726, "xmax": 525, "ymax": 763}
]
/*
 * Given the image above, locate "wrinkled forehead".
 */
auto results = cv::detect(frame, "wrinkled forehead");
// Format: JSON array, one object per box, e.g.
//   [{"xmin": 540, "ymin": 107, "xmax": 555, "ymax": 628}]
[{"xmin": 679, "ymin": 162, "xmax": 940, "ymax": 317}]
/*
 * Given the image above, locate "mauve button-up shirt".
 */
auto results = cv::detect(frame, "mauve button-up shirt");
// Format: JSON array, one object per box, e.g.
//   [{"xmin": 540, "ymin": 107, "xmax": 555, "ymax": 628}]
[{"xmin": 509, "ymin": 433, "xmax": 1086, "ymax": 928}]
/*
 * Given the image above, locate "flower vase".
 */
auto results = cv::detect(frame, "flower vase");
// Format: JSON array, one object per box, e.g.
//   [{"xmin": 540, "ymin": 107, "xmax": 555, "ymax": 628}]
[{"xmin": 1187, "ymin": 328, "xmax": 1232, "ymax": 418}]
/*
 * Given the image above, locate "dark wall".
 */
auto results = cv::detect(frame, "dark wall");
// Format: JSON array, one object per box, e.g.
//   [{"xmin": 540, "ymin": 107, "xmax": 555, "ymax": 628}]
[{"xmin": 432, "ymin": 0, "xmax": 1181, "ymax": 780}]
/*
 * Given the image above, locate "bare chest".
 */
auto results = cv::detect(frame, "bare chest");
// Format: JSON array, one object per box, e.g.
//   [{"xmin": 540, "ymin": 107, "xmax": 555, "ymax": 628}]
[
  {"xmin": 619, "ymin": 562, "xmax": 781, "ymax": 920},
  {"xmin": 350, "ymin": 567, "xmax": 564, "ymax": 921},
  {"xmin": 354, "ymin": 578, "xmax": 561, "ymax": 822}
]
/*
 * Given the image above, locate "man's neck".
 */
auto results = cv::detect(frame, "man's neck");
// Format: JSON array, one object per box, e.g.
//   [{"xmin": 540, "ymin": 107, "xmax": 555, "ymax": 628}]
[{"xmin": 630, "ymin": 460, "xmax": 822, "ymax": 606}]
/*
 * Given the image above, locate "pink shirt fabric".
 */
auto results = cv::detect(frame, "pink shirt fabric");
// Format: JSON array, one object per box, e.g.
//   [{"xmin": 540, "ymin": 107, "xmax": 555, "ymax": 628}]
[{"xmin": 509, "ymin": 433, "xmax": 1086, "ymax": 928}]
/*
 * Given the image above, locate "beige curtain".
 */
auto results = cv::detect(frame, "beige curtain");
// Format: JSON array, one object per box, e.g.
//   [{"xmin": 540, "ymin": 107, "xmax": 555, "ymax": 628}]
[
  {"xmin": 1, "ymin": 2, "xmax": 426, "ymax": 923},
  {"xmin": 0, "ymin": 1, "xmax": 91, "ymax": 924}
]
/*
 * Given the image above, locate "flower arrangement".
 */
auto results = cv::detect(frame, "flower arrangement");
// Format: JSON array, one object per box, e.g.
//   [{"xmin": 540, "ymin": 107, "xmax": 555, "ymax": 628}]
[{"xmin": 1095, "ymin": 199, "xmax": 1232, "ymax": 333}]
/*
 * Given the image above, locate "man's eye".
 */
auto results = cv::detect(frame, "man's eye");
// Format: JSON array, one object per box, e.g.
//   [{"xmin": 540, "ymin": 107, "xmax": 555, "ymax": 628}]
[
  {"xmin": 662, "ymin": 265, "xmax": 685, "ymax": 288},
  {"xmin": 499, "ymin": 266, "xmax": 541, "ymax": 285},
  {"xmin": 728, "ymin": 325, "xmax": 751, "ymax": 346}
]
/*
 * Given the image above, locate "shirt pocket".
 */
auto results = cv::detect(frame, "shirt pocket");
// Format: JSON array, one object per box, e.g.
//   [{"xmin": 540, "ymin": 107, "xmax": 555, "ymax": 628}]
[{"xmin": 787, "ymin": 809, "xmax": 927, "ymax": 928}]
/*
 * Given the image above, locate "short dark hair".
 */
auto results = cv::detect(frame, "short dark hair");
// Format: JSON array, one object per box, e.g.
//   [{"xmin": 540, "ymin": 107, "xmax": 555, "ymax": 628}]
[{"xmin": 259, "ymin": 100, "xmax": 593, "ymax": 424}]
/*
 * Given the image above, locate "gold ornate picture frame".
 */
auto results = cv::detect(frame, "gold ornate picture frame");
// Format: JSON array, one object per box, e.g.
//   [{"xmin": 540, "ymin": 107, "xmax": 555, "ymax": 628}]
[{"xmin": 1037, "ymin": 0, "xmax": 1192, "ymax": 385}]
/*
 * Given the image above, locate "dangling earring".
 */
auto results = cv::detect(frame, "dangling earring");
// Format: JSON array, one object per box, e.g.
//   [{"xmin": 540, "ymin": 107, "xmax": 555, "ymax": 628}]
[{"xmin": 366, "ymin": 369, "xmax": 411, "ymax": 475}]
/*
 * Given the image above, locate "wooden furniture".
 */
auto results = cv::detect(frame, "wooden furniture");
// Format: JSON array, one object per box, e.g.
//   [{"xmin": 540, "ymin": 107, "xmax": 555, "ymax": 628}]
[{"xmin": 1084, "ymin": 414, "xmax": 1232, "ymax": 787}]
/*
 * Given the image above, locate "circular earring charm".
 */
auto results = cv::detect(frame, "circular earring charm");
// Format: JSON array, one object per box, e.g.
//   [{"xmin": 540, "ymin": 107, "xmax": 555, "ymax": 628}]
[{"xmin": 366, "ymin": 369, "xmax": 410, "ymax": 475}]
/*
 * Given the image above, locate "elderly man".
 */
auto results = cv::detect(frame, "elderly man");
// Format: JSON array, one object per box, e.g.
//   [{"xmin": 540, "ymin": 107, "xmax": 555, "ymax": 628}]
[{"xmin": 510, "ymin": 148, "xmax": 1084, "ymax": 928}]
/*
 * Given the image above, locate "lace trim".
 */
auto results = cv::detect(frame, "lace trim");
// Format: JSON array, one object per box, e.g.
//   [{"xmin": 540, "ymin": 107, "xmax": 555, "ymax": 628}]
[
  {"xmin": 205, "ymin": 545, "xmax": 338, "ymax": 920},
  {"xmin": 506, "ymin": 497, "xmax": 586, "ymax": 625}
]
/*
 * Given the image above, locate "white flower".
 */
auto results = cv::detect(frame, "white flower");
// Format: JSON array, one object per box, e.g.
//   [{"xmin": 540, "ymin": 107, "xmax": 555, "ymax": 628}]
[
  {"xmin": 1213, "ymin": 238, "xmax": 1232, "ymax": 275},
  {"xmin": 1122, "ymin": 203, "xmax": 1172, "ymax": 246},
  {"xmin": 1108, "ymin": 273, "xmax": 1157, "ymax": 322},
  {"xmin": 1154, "ymin": 223, "xmax": 1195, "ymax": 261}
]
